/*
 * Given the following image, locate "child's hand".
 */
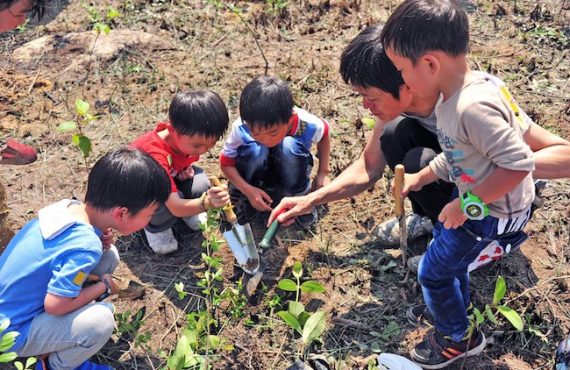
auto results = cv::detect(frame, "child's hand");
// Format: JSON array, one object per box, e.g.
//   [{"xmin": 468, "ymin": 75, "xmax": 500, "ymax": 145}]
[
  {"xmin": 206, "ymin": 184, "xmax": 230, "ymax": 209},
  {"xmin": 100, "ymin": 228, "xmax": 115, "ymax": 250},
  {"xmin": 101, "ymin": 274, "xmax": 120, "ymax": 295},
  {"xmin": 392, "ymin": 173, "xmax": 423, "ymax": 198},
  {"xmin": 177, "ymin": 166, "xmax": 195, "ymax": 181},
  {"xmin": 311, "ymin": 173, "xmax": 330, "ymax": 191},
  {"xmin": 438, "ymin": 198, "xmax": 467, "ymax": 229},
  {"xmin": 245, "ymin": 186, "xmax": 273, "ymax": 212}
]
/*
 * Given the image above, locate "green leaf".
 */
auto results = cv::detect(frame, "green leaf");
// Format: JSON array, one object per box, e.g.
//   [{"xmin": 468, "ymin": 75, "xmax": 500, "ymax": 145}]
[
  {"xmin": 382, "ymin": 321, "xmax": 400, "ymax": 339},
  {"xmin": 72, "ymin": 134, "xmax": 92, "ymax": 158},
  {"xmin": 301, "ymin": 311, "xmax": 326, "ymax": 345},
  {"xmin": 493, "ymin": 276, "xmax": 507, "ymax": 305},
  {"xmin": 15, "ymin": 361, "xmax": 24, "ymax": 370},
  {"xmin": 370, "ymin": 341, "xmax": 382, "ymax": 353},
  {"xmin": 485, "ymin": 305, "xmax": 498, "ymax": 325},
  {"xmin": 288, "ymin": 301, "xmax": 304, "ymax": 318},
  {"xmin": 277, "ymin": 311, "xmax": 302, "ymax": 334},
  {"xmin": 75, "ymin": 99, "xmax": 90, "ymax": 116},
  {"xmin": 292, "ymin": 261, "xmax": 303, "ymax": 279},
  {"xmin": 361, "ymin": 117, "xmax": 376, "ymax": 129},
  {"xmin": 277, "ymin": 278, "xmax": 297, "ymax": 292},
  {"xmin": 57, "ymin": 121, "xmax": 77, "ymax": 132},
  {"xmin": 0, "ymin": 318, "xmax": 10, "ymax": 333},
  {"xmin": 380, "ymin": 260, "xmax": 398, "ymax": 272},
  {"xmin": 25, "ymin": 357, "xmax": 37, "ymax": 368},
  {"xmin": 0, "ymin": 331, "xmax": 18, "ymax": 352},
  {"xmin": 174, "ymin": 282, "xmax": 184, "ymax": 293},
  {"xmin": 207, "ymin": 335, "xmax": 221, "ymax": 349},
  {"xmin": 0, "ymin": 352, "xmax": 17, "ymax": 363},
  {"xmin": 106, "ymin": 7, "xmax": 120, "ymax": 20},
  {"xmin": 300, "ymin": 280, "xmax": 326, "ymax": 293},
  {"xmin": 93, "ymin": 22, "xmax": 111, "ymax": 35},
  {"xmin": 473, "ymin": 307, "xmax": 485, "ymax": 325},
  {"xmin": 298, "ymin": 311, "xmax": 311, "ymax": 327},
  {"xmin": 497, "ymin": 305, "xmax": 523, "ymax": 331}
]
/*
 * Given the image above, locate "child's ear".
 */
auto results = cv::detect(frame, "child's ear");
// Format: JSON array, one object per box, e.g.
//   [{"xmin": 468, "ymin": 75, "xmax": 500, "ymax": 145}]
[
  {"xmin": 112, "ymin": 206, "xmax": 130, "ymax": 222},
  {"xmin": 422, "ymin": 53, "xmax": 441, "ymax": 75}
]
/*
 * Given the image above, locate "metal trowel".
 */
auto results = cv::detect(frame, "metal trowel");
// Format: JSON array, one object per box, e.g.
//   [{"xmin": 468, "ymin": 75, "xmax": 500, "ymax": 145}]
[{"xmin": 210, "ymin": 177, "xmax": 260, "ymax": 275}]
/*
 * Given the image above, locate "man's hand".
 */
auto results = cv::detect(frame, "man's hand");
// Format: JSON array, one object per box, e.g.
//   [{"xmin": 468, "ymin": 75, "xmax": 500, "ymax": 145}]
[
  {"xmin": 205, "ymin": 184, "xmax": 230, "ymax": 209},
  {"xmin": 438, "ymin": 198, "xmax": 467, "ymax": 229},
  {"xmin": 176, "ymin": 166, "xmax": 195, "ymax": 181},
  {"xmin": 312, "ymin": 173, "xmax": 330, "ymax": 191},
  {"xmin": 268, "ymin": 195, "xmax": 313, "ymax": 227},
  {"xmin": 244, "ymin": 186, "xmax": 273, "ymax": 212}
]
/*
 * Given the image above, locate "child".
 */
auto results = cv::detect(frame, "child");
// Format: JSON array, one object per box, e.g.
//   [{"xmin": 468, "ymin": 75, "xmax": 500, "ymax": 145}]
[
  {"xmin": 220, "ymin": 76, "xmax": 331, "ymax": 227},
  {"xmin": 0, "ymin": 0, "xmax": 47, "ymax": 32},
  {"xmin": 0, "ymin": 147, "xmax": 170, "ymax": 370},
  {"xmin": 381, "ymin": 0, "xmax": 535, "ymax": 367},
  {"xmin": 131, "ymin": 90, "xmax": 231, "ymax": 254}
]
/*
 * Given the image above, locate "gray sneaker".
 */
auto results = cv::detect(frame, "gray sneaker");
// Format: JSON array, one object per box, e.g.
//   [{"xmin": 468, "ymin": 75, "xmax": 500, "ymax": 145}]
[
  {"xmin": 373, "ymin": 214, "xmax": 433, "ymax": 247},
  {"xmin": 183, "ymin": 212, "xmax": 207, "ymax": 231},
  {"xmin": 144, "ymin": 228, "xmax": 178, "ymax": 255},
  {"xmin": 407, "ymin": 254, "xmax": 423, "ymax": 274}
]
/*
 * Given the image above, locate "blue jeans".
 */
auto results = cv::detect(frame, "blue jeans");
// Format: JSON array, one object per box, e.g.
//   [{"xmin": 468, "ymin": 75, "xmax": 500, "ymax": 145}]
[
  {"xmin": 236, "ymin": 136, "xmax": 313, "ymax": 195},
  {"xmin": 418, "ymin": 207, "xmax": 530, "ymax": 342}
]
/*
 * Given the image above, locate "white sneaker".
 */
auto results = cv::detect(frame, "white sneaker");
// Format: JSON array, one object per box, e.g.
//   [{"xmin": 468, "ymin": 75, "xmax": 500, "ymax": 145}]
[
  {"xmin": 373, "ymin": 213, "xmax": 433, "ymax": 247},
  {"xmin": 183, "ymin": 212, "xmax": 207, "ymax": 232},
  {"xmin": 144, "ymin": 228, "xmax": 178, "ymax": 254}
]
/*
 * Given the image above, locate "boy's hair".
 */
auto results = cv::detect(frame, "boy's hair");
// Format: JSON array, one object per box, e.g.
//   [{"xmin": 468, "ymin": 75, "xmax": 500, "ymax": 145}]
[
  {"xmin": 85, "ymin": 147, "xmax": 170, "ymax": 215},
  {"xmin": 340, "ymin": 24, "xmax": 405, "ymax": 100},
  {"xmin": 380, "ymin": 0, "xmax": 469, "ymax": 63},
  {"xmin": 240, "ymin": 76, "xmax": 294, "ymax": 129},
  {"xmin": 0, "ymin": 0, "xmax": 48, "ymax": 20},
  {"xmin": 169, "ymin": 90, "xmax": 229, "ymax": 139}
]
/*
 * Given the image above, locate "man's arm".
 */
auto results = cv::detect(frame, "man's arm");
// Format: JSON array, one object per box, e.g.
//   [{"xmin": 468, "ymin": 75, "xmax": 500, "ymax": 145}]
[
  {"xmin": 269, "ymin": 121, "xmax": 387, "ymax": 225},
  {"xmin": 524, "ymin": 124, "xmax": 570, "ymax": 179},
  {"xmin": 313, "ymin": 130, "xmax": 331, "ymax": 189}
]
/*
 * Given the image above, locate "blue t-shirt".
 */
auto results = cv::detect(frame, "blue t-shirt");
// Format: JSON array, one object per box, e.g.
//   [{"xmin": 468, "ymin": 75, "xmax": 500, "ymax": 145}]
[{"xmin": 0, "ymin": 200, "xmax": 102, "ymax": 352}]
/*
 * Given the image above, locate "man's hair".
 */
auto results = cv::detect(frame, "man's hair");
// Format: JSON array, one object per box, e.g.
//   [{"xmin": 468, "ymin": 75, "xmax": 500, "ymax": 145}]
[
  {"xmin": 380, "ymin": 0, "xmax": 469, "ymax": 63},
  {"xmin": 340, "ymin": 24, "xmax": 405, "ymax": 100},
  {"xmin": 85, "ymin": 147, "xmax": 170, "ymax": 215},
  {"xmin": 239, "ymin": 76, "xmax": 294, "ymax": 129},
  {"xmin": 0, "ymin": 0, "xmax": 48, "ymax": 20},
  {"xmin": 169, "ymin": 90, "xmax": 229, "ymax": 139}
]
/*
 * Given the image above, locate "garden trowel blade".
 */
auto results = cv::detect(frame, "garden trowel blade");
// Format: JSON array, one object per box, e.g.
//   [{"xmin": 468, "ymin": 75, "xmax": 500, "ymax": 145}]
[{"xmin": 222, "ymin": 222, "xmax": 260, "ymax": 275}]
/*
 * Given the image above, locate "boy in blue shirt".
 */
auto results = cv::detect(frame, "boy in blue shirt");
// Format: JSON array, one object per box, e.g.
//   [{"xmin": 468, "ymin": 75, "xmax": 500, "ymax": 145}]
[
  {"xmin": 220, "ymin": 76, "xmax": 331, "ymax": 227},
  {"xmin": 0, "ymin": 147, "xmax": 170, "ymax": 370}
]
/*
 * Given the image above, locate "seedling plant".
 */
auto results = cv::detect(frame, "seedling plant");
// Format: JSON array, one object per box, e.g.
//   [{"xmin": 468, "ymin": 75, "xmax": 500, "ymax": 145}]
[{"xmin": 0, "ymin": 319, "xmax": 36, "ymax": 370}]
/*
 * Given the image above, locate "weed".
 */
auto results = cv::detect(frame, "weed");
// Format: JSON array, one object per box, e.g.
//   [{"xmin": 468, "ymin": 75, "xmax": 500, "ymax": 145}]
[
  {"xmin": 57, "ymin": 99, "xmax": 97, "ymax": 163},
  {"xmin": 276, "ymin": 262, "xmax": 327, "ymax": 359},
  {"xmin": 0, "ymin": 318, "xmax": 36, "ymax": 369},
  {"xmin": 115, "ymin": 308, "xmax": 152, "ymax": 349},
  {"xmin": 220, "ymin": 278, "xmax": 247, "ymax": 319},
  {"xmin": 84, "ymin": 4, "xmax": 121, "ymax": 35},
  {"xmin": 471, "ymin": 275, "xmax": 524, "ymax": 331}
]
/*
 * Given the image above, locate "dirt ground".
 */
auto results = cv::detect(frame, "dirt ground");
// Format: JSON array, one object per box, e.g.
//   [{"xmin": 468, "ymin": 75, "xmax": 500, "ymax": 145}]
[{"xmin": 0, "ymin": 0, "xmax": 568, "ymax": 369}]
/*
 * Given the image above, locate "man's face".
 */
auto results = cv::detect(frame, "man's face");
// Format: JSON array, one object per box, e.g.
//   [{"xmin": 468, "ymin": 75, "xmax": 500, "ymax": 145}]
[
  {"xmin": 0, "ymin": 0, "xmax": 32, "ymax": 32},
  {"xmin": 353, "ymin": 85, "xmax": 413, "ymax": 122},
  {"xmin": 248, "ymin": 122, "xmax": 290, "ymax": 148},
  {"xmin": 386, "ymin": 47, "xmax": 436, "ymax": 99},
  {"xmin": 171, "ymin": 130, "xmax": 218, "ymax": 157}
]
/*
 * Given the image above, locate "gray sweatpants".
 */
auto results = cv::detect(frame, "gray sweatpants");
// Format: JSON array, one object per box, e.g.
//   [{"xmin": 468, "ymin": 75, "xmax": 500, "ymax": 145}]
[
  {"xmin": 145, "ymin": 166, "xmax": 210, "ymax": 233},
  {"xmin": 17, "ymin": 247, "xmax": 120, "ymax": 370}
]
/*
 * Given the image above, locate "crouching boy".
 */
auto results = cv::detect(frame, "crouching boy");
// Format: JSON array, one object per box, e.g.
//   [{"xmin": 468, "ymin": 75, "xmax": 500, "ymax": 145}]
[{"xmin": 0, "ymin": 148, "xmax": 170, "ymax": 370}]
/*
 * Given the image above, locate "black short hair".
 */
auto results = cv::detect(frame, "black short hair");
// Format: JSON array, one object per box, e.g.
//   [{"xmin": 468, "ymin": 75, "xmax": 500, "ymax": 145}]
[
  {"xmin": 380, "ymin": 0, "xmax": 469, "ymax": 63},
  {"xmin": 85, "ymin": 147, "xmax": 170, "ymax": 215},
  {"xmin": 340, "ymin": 24, "xmax": 405, "ymax": 100},
  {"xmin": 0, "ymin": 0, "xmax": 48, "ymax": 20},
  {"xmin": 239, "ymin": 76, "xmax": 294, "ymax": 129},
  {"xmin": 168, "ymin": 90, "xmax": 229, "ymax": 139}
]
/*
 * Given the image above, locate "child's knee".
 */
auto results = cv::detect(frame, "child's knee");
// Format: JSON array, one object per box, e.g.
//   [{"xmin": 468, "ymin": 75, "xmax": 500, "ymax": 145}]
[{"xmin": 83, "ymin": 304, "xmax": 115, "ymax": 343}]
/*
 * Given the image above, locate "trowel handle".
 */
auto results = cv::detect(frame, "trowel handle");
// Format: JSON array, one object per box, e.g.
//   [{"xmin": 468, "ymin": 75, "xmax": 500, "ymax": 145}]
[
  {"xmin": 208, "ymin": 176, "xmax": 237, "ymax": 224},
  {"xmin": 259, "ymin": 219, "xmax": 280, "ymax": 249},
  {"xmin": 394, "ymin": 164, "xmax": 405, "ymax": 217}
]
